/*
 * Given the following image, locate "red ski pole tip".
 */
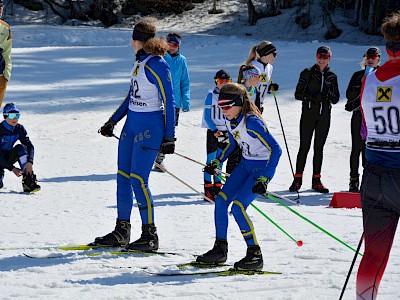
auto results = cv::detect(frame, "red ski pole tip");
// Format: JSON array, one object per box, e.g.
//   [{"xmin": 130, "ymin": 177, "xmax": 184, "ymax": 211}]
[{"xmin": 297, "ymin": 240, "xmax": 303, "ymax": 247}]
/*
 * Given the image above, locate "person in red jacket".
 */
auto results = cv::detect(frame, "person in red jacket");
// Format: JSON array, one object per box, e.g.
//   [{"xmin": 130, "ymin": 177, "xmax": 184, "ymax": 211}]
[{"xmin": 356, "ymin": 11, "xmax": 400, "ymax": 300}]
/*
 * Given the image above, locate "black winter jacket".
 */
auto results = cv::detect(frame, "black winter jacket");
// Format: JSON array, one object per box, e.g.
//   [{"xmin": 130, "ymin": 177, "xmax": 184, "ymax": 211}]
[{"xmin": 294, "ymin": 64, "xmax": 340, "ymax": 115}]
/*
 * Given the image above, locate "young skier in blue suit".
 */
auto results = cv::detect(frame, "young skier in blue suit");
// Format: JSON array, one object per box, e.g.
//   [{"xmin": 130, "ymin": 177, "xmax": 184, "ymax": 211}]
[
  {"xmin": 92, "ymin": 17, "xmax": 175, "ymax": 252},
  {"xmin": 197, "ymin": 82, "xmax": 282, "ymax": 270}
]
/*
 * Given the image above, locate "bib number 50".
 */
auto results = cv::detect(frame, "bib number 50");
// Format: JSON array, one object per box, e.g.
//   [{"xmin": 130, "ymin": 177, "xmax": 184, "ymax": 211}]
[{"xmin": 373, "ymin": 106, "xmax": 400, "ymax": 134}]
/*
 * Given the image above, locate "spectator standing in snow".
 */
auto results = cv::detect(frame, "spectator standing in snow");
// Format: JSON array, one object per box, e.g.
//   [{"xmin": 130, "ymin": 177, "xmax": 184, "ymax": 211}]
[
  {"xmin": 0, "ymin": 0, "xmax": 12, "ymax": 108},
  {"xmin": 345, "ymin": 47, "xmax": 381, "ymax": 193},
  {"xmin": 289, "ymin": 45, "xmax": 340, "ymax": 194},
  {"xmin": 154, "ymin": 32, "xmax": 190, "ymax": 172}
]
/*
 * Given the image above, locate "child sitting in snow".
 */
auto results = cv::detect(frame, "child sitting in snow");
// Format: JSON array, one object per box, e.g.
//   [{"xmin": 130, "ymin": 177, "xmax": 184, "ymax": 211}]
[{"xmin": 0, "ymin": 103, "xmax": 40, "ymax": 193}]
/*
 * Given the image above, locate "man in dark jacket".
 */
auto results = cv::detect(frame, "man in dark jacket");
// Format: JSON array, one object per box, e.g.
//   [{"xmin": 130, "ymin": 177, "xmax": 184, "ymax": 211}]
[{"xmin": 289, "ymin": 45, "xmax": 340, "ymax": 193}]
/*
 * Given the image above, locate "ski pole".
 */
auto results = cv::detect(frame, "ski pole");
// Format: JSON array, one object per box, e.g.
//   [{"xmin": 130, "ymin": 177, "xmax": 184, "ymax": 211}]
[
  {"xmin": 267, "ymin": 193, "xmax": 363, "ymax": 256},
  {"xmin": 174, "ymin": 152, "xmax": 230, "ymax": 177},
  {"xmin": 153, "ymin": 162, "xmax": 214, "ymax": 203},
  {"xmin": 339, "ymin": 232, "xmax": 364, "ymax": 300},
  {"xmin": 174, "ymin": 152, "xmax": 299, "ymax": 205},
  {"xmin": 270, "ymin": 88, "xmax": 300, "ymax": 201},
  {"xmin": 217, "ymin": 175, "xmax": 302, "ymax": 247}
]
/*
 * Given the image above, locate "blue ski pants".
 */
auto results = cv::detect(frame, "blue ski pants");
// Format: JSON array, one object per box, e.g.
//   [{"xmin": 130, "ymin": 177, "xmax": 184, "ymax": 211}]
[
  {"xmin": 116, "ymin": 110, "xmax": 164, "ymax": 224},
  {"xmin": 214, "ymin": 158, "xmax": 269, "ymax": 246}
]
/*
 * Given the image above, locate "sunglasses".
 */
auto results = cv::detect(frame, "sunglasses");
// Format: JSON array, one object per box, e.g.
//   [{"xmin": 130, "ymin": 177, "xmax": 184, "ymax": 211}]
[
  {"xmin": 218, "ymin": 102, "xmax": 235, "ymax": 111},
  {"xmin": 167, "ymin": 42, "xmax": 179, "ymax": 48},
  {"xmin": 5, "ymin": 113, "xmax": 20, "ymax": 119},
  {"xmin": 272, "ymin": 52, "xmax": 277, "ymax": 57},
  {"xmin": 215, "ymin": 78, "xmax": 232, "ymax": 85},
  {"xmin": 365, "ymin": 54, "xmax": 380, "ymax": 60},
  {"xmin": 317, "ymin": 53, "xmax": 331, "ymax": 60}
]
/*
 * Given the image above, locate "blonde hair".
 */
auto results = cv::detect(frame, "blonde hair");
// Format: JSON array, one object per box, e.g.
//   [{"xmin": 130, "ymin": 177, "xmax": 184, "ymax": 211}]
[
  {"xmin": 134, "ymin": 17, "xmax": 169, "ymax": 56},
  {"xmin": 220, "ymin": 83, "xmax": 266, "ymax": 125},
  {"xmin": 244, "ymin": 41, "xmax": 273, "ymax": 65}
]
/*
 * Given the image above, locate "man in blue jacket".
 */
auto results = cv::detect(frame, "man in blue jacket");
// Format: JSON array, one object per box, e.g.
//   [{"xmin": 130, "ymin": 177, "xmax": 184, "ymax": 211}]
[{"xmin": 154, "ymin": 33, "xmax": 190, "ymax": 172}]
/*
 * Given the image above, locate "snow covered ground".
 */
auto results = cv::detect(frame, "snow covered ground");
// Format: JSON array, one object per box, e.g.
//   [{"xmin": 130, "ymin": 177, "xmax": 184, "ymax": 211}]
[{"xmin": 0, "ymin": 14, "xmax": 399, "ymax": 300}]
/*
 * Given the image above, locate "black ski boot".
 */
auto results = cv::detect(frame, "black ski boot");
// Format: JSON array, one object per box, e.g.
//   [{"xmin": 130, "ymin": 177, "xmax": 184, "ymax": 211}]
[
  {"xmin": 312, "ymin": 174, "xmax": 329, "ymax": 193},
  {"xmin": 289, "ymin": 173, "xmax": 302, "ymax": 192},
  {"xmin": 349, "ymin": 177, "xmax": 360, "ymax": 193},
  {"xmin": 126, "ymin": 223, "xmax": 159, "ymax": 252},
  {"xmin": 89, "ymin": 219, "xmax": 131, "ymax": 247},
  {"xmin": 204, "ymin": 182, "xmax": 215, "ymax": 202},
  {"xmin": 234, "ymin": 245, "xmax": 263, "ymax": 271},
  {"xmin": 196, "ymin": 238, "xmax": 228, "ymax": 264},
  {"xmin": 22, "ymin": 173, "xmax": 41, "ymax": 193}
]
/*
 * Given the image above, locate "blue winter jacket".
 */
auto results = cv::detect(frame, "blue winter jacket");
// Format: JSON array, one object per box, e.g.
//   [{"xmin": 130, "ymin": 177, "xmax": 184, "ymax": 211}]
[
  {"xmin": 164, "ymin": 52, "xmax": 190, "ymax": 111},
  {"xmin": 0, "ymin": 120, "xmax": 34, "ymax": 170}
]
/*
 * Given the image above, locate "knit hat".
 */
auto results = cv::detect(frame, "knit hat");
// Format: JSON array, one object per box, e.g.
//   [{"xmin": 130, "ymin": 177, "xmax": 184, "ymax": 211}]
[
  {"xmin": 317, "ymin": 45, "xmax": 332, "ymax": 56},
  {"xmin": 257, "ymin": 43, "xmax": 277, "ymax": 57},
  {"xmin": 242, "ymin": 66, "xmax": 261, "ymax": 80},
  {"xmin": 166, "ymin": 33, "xmax": 181, "ymax": 46},
  {"xmin": 3, "ymin": 103, "xmax": 19, "ymax": 119},
  {"xmin": 214, "ymin": 70, "xmax": 231, "ymax": 80}
]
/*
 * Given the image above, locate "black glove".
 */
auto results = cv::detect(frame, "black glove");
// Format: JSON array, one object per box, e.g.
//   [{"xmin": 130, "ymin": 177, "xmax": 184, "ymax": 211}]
[
  {"xmin": 268, "ymin": 83, "xmax": 279, "ymax": 93},
  {"xmin": 160, "ymin": 137, "xmax": 175, "ymax": 154},
  {"xmin": 204, "ymin": 159, "xmax": 221, "ymax": 175},
  {"xmin": 98, "ymin": 119, "xmax": 116, "ymax": 137},
  {"xmin": 252, "ymin": 176, "xmax": 269, "ymax": 195}
]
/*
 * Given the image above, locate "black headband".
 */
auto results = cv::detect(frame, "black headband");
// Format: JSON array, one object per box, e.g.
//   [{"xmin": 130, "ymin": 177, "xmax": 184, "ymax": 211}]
[
  {"xmin": 257, "ymin": 44, "xmax": 277, "ymax": 57},
  {"xmin": 386, "ymin": 41, "xmax": 400, "ymax": 55},
  {"xmin": 218, "ymin": 92, "xmax": 244, "ymax": 107},
  {"xmin": 132, "ymin": 28, "xmax": 155, "ymax": 42}
]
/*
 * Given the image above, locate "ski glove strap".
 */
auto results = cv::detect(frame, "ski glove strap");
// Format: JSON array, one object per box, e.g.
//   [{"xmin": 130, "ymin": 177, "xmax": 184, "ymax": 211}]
[
  {"xmin": 99, "ymin": 118, "xmax": 116, "ymax": 137},
  {"xmin": 161, "ymin": 138, "xmax": 175, "ymax": 154},
  {"xmin": 252, "ymin": 176, "xmax": 269, "ymax": 195},
  {"xmin": 204, "ymin": 159, "xmax": 221, "ymax": 175}
]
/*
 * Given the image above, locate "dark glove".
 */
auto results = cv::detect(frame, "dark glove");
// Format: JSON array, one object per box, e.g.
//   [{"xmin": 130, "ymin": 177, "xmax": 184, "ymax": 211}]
[
  {"xmin": 268, "ymin": 83, "xmax": 279, "ymax": 93},
  {"xmin": 204, "ymin": 159, "xmax": 221, "ymax": 175},
  {"xmin": 98, "ymin": 119, "xmax": 116, "ymax": 137},
  {"xmin": 160, "ymin": 137, "xmax": 175, "ymax": 154},
  {"xmin": 252, "ymin": 176, "xmax": 269, "ymax": 195}
]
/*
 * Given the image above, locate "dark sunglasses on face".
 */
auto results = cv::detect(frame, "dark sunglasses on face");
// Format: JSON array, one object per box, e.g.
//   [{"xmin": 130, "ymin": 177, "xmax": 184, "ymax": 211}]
[
  {"xmin": 272, "ymin": 52, "xmax": 277, "ymax": 57},
  {"xmin": 317, "ymin": 53, "xmax": 330, "ymax": 60},
  {"xmin": 364, "ymin": 54, "xmax": 380, "ymax": 60},
  {"xmin": 168, "ymin": 42, "xmax": 179, "ymax": 48},
  {"xmin": 6, "ymin": 113, "xmax": 20, "ymax": 119}
]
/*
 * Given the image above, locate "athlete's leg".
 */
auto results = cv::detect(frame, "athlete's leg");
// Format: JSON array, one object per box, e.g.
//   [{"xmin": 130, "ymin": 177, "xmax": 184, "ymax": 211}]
[
  {"xmin": 130, "ymin": 112, "xmax": 164, "ymax": 225},
  {"xmin": 214, "ymin": 163, "xmax": 249, "ymax": 240}
]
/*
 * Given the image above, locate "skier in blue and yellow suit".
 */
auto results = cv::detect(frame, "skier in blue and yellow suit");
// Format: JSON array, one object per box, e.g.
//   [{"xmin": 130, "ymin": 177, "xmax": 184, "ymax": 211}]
[
  {"xmin": 197, "ymin": 82, "xmax": 282, "ymax": 271},
  {"xmin": 91, "ymin": 17, "xmax": 175, "ymax": 252}
]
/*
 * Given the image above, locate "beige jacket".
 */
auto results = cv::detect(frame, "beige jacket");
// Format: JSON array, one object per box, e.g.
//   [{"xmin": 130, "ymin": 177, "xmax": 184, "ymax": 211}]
[{"xmin": 0, "ymin": 20, "xmax": 12, "ymax": 80}]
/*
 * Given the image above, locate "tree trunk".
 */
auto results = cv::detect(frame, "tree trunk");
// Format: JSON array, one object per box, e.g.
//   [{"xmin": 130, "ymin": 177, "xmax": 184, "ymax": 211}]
[
  {"xmin": 367, "ymin": 0, "xmax": 377, "ymax": 34},
  {"xmin": 322, "ymin": 1, "xmax": 342, "ymax": 39},
  {"xmin": 247, "ymin": 0, "xmax": 259, "ymax": 25},
  {"xmin": 352, "ymin": 0, "xmax": 360, "ymax": 26},
  {"xmin": 280, "ymin": 0, "xmax": 292, "ymax": 9}
]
